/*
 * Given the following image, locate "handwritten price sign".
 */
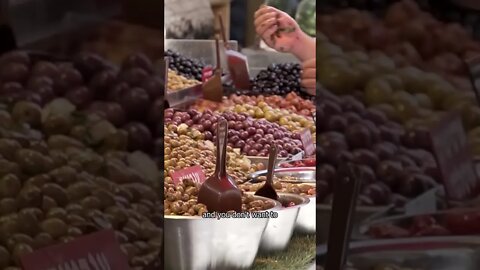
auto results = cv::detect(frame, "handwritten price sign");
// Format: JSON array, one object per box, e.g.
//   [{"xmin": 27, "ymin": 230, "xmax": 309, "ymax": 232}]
[
  {"xmin": 300, "ymin": 128, "xmax": 315, "ymax": 156},
  {"xmin": 202, "ymin": 66, "xmax": 214, "ymax": 82},
  {"xmin": 170, "ymin": 165, "xmax": 206, "ymax": 185}
]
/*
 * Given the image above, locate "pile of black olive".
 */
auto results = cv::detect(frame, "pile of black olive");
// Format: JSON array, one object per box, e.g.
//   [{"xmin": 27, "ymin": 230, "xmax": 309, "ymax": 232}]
[{"xmin": 165, "ymin": 50, "xmax": 206, "ymax": 81}]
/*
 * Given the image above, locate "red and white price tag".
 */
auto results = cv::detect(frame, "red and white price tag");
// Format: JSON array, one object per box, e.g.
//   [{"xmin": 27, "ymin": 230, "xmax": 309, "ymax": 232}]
[
  {"xmin": 300, "ymin": 128, "xmax": 315, "ymax": 156},
  {"xmin": 429, "ymin": 112, "xmax": 479, "ymax": 202},
  {"xmin": 202, "ymin": 66, "xmax": 214, "ymax": 82},
  {"xmin": 170, "ymin": 165, "xmax": 206, "ymax": 185},
  {"xmin": 405, "ymin": 188, "xmax": 438, "ymax": 215},
  {"xmin": 21, "ymin": 230, "xmax": 129, "ymax": 270},
  {"xmin": 226, "ymin": 49, "xmax": 251, "ymax": 90}
]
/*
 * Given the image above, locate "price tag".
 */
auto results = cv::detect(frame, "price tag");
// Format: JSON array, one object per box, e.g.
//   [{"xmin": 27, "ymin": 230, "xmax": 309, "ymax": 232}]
[
  {"xmin": 405, "ymin": 188, "xmax": 438, "ymax": 215},
  {"xmin": 170, "ymin": 165, "xmax": 206, "ymax": 185},
  {"xmin": 202, "ymin": 66, "xmax": 214, "ymax": 82},
  {"xmin": 21, "ymin": 230, "xmax": 129, "ymax": 270},
  {"xmin": 429, "ymin": 112, "xmax": 479, "ymax": 202},
  {"xmin": 300, "ymin": 128, "xmax": 315, "ymax": 156},
  {"xmin": 291, "ymin": 151, "xmax": 303, "ymax": 161},
  {"xmin": 226, "ymin": 49, "xmax": 251, "ymax": 90}
]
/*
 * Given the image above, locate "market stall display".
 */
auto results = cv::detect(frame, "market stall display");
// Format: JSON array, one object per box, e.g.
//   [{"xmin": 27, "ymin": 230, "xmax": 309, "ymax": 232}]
[
  {"xmin": 162, "ymin": 25, "xmax": 317, "ymax": 269},
  {"xmin": 0, "ymin": 33, "xmax": 167, "ymax": 268},
  {"xmin": 0, "ymin": 97, "xmax": 162, "ymax": 269}
]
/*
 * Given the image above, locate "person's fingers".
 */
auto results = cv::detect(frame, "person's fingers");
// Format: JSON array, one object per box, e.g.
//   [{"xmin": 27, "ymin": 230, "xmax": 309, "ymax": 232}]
[
  {"xmin": 254, "ymin": 6, "xmax": 276, "ymax": 20},
  {"xmin": 301, "ymin": 68, "xmax": 316, "ymax": 80},
  {"xmin": 256, "ymin": 17, "xmax": 277, "ymax": 37},
  {"xmin": 302, "ymin": 59, "xmax": 316, "ymax": 69},
  {"xmin": 301, "ymin": 79, "xmax": 316, "ymax": 92},
  {"xmin": 262, "ymin": 24, "xmax": 278, "ymax": 45},
  {"xmin": 254, "ymin": 11, "xmax": 277, "ymax": 30}
]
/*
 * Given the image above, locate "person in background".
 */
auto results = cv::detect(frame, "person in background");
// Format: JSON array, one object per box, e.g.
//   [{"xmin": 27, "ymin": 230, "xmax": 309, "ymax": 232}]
[{"xmin": 254, "ymin": 5, "xmax": 316, "ymax": 95}]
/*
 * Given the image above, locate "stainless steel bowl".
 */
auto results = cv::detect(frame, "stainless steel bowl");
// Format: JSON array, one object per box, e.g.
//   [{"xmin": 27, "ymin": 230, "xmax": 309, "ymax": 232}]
[
  {"xmin": 256, "ymin": 192, "xmax": 310, "ymax": 253},
  {"xmin": 249, "ymin": 167, "xmax": 316, "ymax": 183},
  {"xmin": 246, "ymin": 155, "xmax": 288, "ymax": 168},
  {"xmin": 248, "ymin": 168, "xmax": 316, "ymax": 234},
  {"xmin": 164, "ymin": 196, "xmax": 281, "ymax": 270},
  {"xmin": 296, "ymin": 192, "xmax": 316, "ymax": 234},
  {"xmin": 317, "ymin": 236, "xmax": 480, "ymax": 270}
]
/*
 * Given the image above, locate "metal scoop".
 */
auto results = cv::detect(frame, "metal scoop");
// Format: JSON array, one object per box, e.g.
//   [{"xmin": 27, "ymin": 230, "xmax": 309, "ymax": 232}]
[
  {"xmin": 255, "ymin": 145, "xmax": 279, "ymax": 201},
  {"xmin": 198, "ymin": 119, "xmax": 242, "ymax": 212}
]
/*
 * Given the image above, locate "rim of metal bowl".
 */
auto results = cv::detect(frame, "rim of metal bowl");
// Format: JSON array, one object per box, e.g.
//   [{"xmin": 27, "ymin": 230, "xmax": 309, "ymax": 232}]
[
  {"xmin": 164, "ymin": 195, "xmax": 282, "ymax": 219},
  {"xmin": 275, "ymin": 192, "xmax": 311, "ymax": 209}
]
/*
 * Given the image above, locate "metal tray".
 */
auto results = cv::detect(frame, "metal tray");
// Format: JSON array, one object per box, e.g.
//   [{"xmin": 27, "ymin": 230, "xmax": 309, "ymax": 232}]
[
  {"xmin": 317, "ymin": 237, "xmax": 480, "ymax": 270},
  {"xmin": 165, "ymin": 84, "xmax": 203, "ymax": 108},
  {"xmin": 249, "ymin": 167, "xmax": 315, "ymax": 184},
  {"xmin": 246, "ymin": 155, "xmax": 288, "ymax": 168}
]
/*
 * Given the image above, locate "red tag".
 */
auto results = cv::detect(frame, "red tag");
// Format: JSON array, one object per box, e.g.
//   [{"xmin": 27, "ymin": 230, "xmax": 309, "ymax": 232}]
[
  {"xmin": 21, "ymin": 230, "xmax": 129, "ymax": 270},
  {"xmin": 300, "ymin": 128, "xmax": 315, "ymax": 156},
  {"xmin": 170, "ymin": 165, "xmax": 206, "ymax": 185},
  {"xmin": 429, "ymin": 112, "xmax": 479, "ymax": 201},
  {"xmin": 202, "ymin": 66, "xmax": 214, "ymax": 82},
  {"xmin": 226, "ymin": 50, "xmax": 251, "ymax": 89}
]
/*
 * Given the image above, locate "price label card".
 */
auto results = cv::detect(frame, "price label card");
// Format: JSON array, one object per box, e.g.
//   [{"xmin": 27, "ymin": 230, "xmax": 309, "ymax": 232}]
[
  {"xmin": 202, "ymin": 66, "xmax": 214, "ymax": 82},
  {"xmin": 21, "ymin": 230, "xmax": 129, "ymax": 270},
  {"xmin": 405, "ymin": 188, "xmax": 438, "ymax": 215},
  {"xmin": 226, "ymin": 49, "xmax": 251, "ymax": 90},
  {"xmin": 429, "ymin": 112, "xmax": 479, "ymax": 202},
  {"xmin": 300, "ymin": 128, "xmax": 315, "ymax": 156},
  {"xmin": 290, "ymin": 151, "xmax": 303, "ymax": 161},
  {"xmin": 170, "ymin": 165, "xmax": 206, "ymax": 185}
]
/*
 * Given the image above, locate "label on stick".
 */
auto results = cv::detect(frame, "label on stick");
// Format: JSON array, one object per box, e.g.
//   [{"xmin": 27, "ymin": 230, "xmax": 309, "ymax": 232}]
[
  {"xmin": 428, "ymin": 112, "xmax": 479, "ymax": 201},
  {"xmin": 21, "ymin": 230, "xmax": 129, "ymax": 270},
  {"xmin": 226, "ymin": 49, "xmax": 251, "ymax": 90},
  {"xmin": 170, "ymin": 165, "xmax": 207, "ymax": 185},
  {"xmin": 202, "ymin": 66, "xmax": 214, "ymax": 82},
  {"xmin": 300, "ymin": 128, "xmax": 315, "ymax": 156}
]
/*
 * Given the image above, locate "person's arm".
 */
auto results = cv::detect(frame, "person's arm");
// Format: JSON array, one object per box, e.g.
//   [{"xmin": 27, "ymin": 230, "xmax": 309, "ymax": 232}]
[{"xmin": 291, "ymin": 34, "xmax": 315, "ymax": 61}]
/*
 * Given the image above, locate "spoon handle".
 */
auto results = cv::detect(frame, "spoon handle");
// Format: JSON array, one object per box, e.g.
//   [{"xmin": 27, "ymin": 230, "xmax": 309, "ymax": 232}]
[
  {"xmin": 325, "ymin": 163, "xmax": 361, "ymax": 270},
  {"xmin": 215, "ymin": 119, "xmax": 228, "ymax": 176},
  {"xmin": 266, "ymin": 145, "xmax": 278, "ymax": 187}
]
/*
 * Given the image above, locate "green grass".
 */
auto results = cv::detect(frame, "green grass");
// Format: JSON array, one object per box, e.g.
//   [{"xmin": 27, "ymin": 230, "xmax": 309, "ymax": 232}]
[{"xmin": 252, "ymin": 234, "xmax": 316, "ymax": 270}]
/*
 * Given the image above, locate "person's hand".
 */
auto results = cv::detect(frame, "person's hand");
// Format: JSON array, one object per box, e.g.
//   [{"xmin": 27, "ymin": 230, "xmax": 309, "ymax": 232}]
[
  {"xmin": 301, "ymin": 58, "xmax": 316, "ymax": 96},
  {"xmin": 254, "ymin": 5, "xmax": 302, "ymax": 53}
]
